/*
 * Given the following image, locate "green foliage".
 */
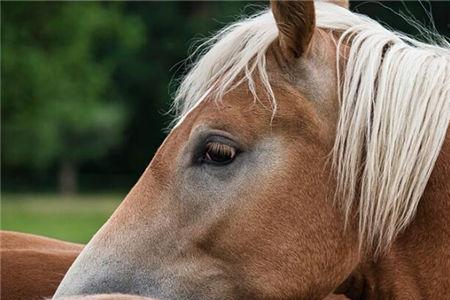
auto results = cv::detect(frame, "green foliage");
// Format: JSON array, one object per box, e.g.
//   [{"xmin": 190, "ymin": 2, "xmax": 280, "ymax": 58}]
[{"xmin": 1, "ymin": 2, "xmax": 145, "ymax": 168}]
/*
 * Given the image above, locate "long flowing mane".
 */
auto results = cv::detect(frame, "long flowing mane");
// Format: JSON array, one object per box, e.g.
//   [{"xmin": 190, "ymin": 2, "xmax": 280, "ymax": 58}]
[{"xmin": 173, "ymin": 2, "xmax": 450, "ymax": 252}]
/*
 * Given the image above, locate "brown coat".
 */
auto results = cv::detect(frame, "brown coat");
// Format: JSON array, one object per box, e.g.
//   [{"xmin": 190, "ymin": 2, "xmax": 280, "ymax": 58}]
[{"xmin": 1, "ymin": 231, "xmax": 82, "ymax": 300}]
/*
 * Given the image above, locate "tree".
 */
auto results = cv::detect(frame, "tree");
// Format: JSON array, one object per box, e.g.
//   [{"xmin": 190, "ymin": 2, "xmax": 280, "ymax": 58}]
[{"xmin": 1, "ymin": 2, "xmax": 144, "ymax": 195}]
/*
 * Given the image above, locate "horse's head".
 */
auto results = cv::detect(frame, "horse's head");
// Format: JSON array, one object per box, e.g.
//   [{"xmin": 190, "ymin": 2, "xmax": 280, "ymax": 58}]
[{"xmin": 55, "ymin": 1, "xmax": 361, "ymax": 299}]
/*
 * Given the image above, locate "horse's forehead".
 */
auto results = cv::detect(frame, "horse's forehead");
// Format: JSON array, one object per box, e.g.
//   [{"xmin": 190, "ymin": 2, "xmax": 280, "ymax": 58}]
[
  {"xmin": 177, "ymin": 93, "xmax": 275, "ymax": 140},
  {"xmin": 170, "ymin": 90, "xmax": 324, "ymax": 163}
]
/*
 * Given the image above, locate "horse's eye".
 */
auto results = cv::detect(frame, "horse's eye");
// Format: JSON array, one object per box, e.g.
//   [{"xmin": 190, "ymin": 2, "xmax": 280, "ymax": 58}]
[{"xmin": 202, "ymin": 142, "xmax": 236, "ymax": 165}]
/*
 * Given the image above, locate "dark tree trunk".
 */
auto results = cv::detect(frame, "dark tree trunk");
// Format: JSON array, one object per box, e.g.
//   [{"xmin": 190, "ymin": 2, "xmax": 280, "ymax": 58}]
[{"xmin": 59, "ymin": 160, "xmax": 77, "ymax": 196}]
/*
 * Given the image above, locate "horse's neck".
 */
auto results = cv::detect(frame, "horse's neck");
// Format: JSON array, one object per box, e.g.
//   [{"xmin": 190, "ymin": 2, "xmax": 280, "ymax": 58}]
[{"xmin": 343, "ymin": 130, "xmax": 450, "ymax": 300}]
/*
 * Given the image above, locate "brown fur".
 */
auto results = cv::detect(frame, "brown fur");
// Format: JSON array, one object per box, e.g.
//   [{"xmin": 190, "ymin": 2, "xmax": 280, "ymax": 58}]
[{"xmin": 1, "ymin": 231, "xmax": 82, "ymax": 300}]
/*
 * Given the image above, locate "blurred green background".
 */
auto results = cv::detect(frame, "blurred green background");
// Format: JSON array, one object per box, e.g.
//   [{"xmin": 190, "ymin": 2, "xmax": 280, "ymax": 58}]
[{"xmin": 1, "ymin": 1, "xmax": 449, "ymax": 243}]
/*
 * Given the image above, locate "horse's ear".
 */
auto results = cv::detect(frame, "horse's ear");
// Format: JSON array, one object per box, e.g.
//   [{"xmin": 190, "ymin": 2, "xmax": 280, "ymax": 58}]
[
  {"xmin": 328, "ymin": 0, "xmax": 349, "ymax": 9},
  {"xmin": 271, "ymin": 0, "xmax": 315, "ymax": 60}
]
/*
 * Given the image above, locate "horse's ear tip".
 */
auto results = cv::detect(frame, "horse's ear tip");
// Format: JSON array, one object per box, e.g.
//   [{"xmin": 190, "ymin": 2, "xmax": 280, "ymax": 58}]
[
  {"xmin": 328, "ymin": 0, "xmax": 350, "ymax": 9},
  {"xmin": 270, "ymin": 0, "xmax": 315, "ymax": 10},
  {"xmin": 271, "ymin": 0, "xmax": 315, "ymax": 60}
]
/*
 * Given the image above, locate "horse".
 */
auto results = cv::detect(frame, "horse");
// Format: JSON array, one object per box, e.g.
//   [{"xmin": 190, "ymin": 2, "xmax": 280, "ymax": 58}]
[
  {"xmin": 0, "ymin": 231, "xmax": 347, "ymax": 300},
  {"xmin": 0, "ymin": 231, "xmax": 82, "ymax": 300},
  {"xmin": 14, "ymin": 0, "xmax": 450, "ymax": 299}
]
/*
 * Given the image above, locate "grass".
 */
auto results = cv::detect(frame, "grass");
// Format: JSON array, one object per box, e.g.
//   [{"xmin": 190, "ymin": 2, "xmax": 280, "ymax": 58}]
[{"xmin": 1, "ymin": 193, "xmax": 124, "ymax": 244}]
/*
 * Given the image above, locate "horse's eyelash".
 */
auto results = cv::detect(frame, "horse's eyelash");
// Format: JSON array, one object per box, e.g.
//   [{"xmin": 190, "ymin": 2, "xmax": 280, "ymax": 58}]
[{"xmin": 205, "ymin": 142, "xmax": 236, "ymax": 157}]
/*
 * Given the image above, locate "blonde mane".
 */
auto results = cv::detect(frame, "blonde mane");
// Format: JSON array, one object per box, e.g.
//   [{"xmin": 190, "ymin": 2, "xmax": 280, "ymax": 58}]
[{"xmin": 173, "ymin": 2, "xmax": 450, "ymax": 252}]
